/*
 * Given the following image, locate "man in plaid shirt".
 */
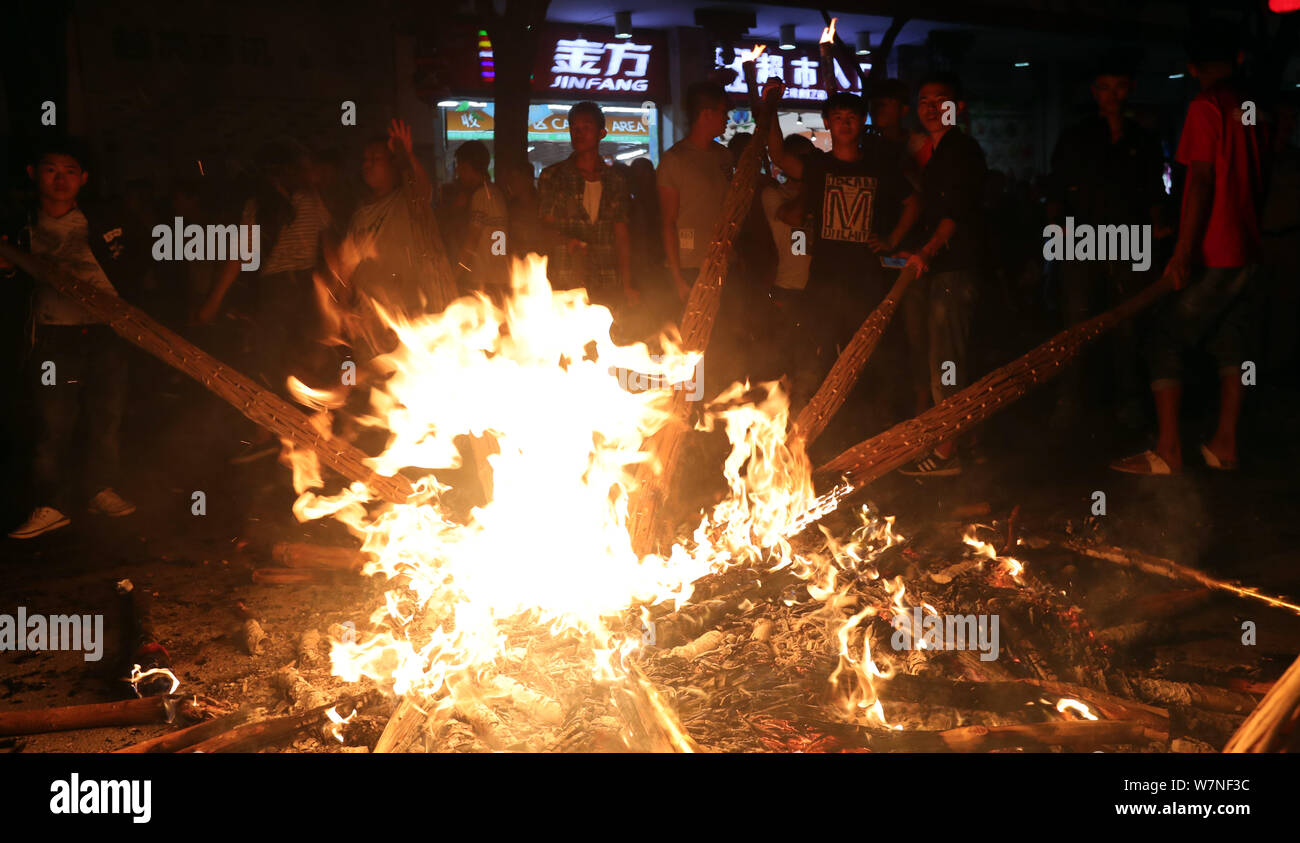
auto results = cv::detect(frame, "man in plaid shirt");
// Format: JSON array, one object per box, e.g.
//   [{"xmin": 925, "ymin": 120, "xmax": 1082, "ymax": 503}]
[{"xmin": 537, "ymin": 101, "xmax": 635, "ymax": 309}]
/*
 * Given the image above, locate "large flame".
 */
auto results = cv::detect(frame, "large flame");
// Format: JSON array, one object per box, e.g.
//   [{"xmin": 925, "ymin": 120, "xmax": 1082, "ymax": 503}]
[{"xmin": 282, "ymin": 255, "xmax": 853, "ymax": 746}]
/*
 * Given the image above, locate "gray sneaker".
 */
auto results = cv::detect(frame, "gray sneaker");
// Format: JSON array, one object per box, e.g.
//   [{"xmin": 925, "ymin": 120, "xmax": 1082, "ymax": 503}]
[
  {"xmin": 9, "ymin": 506, "xmax": 71, "ymax": 539},
  {"xmin": 89, "ymin": 488, "xmax": 136, "ymax": 517}
]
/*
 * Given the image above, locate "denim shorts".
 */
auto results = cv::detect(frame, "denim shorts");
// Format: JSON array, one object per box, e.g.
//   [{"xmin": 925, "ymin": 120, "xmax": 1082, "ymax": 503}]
[{"xmin": 1145, "ymin": 264, "xmax": 1257, "ymax": 388}]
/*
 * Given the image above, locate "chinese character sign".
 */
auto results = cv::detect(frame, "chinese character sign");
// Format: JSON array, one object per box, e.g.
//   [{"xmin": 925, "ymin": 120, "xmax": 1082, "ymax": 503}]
[
  {"xmin": 713, "ymin": 46, "xmax": 868, "ymax": 103},
  {"xmin": 547, "ymin": 37, "xmax": 656, "ymax": 94}
]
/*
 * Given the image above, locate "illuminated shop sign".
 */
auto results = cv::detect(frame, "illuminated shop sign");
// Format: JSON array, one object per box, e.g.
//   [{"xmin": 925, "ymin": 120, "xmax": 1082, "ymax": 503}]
[
  {"xmin": 547, "ymin": 38, "xmax": 654, "ymax": 93},
  {"xmin": 431, "ymin": 25, "xmax": 669, "ymax": 101},
  {"xmin": 714, "ymin": 46, "xmax": 870, "ymax": 103}
]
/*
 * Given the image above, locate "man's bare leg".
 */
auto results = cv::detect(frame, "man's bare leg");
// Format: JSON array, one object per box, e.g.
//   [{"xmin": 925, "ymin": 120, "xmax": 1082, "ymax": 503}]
[
  {"xmin": 1153, "ymin": 382, "xmax": 1183, "ymax": 470},
  {"xmin": 1205, "ymin": 371, "xmax": 1242, "ymax": 465}
]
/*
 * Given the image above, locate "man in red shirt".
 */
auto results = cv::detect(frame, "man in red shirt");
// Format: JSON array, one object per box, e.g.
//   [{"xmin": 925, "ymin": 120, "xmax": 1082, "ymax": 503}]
[{"xmin": 1112, "ymin": 25, "xmax": 1266, "ymax": 475}]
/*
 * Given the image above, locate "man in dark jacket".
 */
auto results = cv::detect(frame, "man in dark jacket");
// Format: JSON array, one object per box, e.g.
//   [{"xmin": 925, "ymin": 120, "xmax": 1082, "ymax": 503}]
[
  {"xmin": 898, "ymin": 73, "xmax": 988, "ymax": 477},
  {"xmin": 0, "ymin": 137, "xmax": 137, "ymax": 538},
  {"xmin": 1047, "ymin": 53, "xmax": 1169, "ymax": 430}
]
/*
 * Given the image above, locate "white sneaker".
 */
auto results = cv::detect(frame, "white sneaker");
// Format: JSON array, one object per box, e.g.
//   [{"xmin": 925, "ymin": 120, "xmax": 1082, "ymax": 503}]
[
  {"xmin": 8, "ymin": 506, "xmax": 71, "ymax": 539},
  {"xmin": 89, "ymin": 488, "xmax": 136, "ymax": 517}
]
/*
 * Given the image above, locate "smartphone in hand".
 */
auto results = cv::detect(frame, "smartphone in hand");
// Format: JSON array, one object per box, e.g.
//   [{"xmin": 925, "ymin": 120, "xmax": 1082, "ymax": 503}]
[{"xmin": 879, "ymin": 256, "xmax": 907, "ymax": 269}]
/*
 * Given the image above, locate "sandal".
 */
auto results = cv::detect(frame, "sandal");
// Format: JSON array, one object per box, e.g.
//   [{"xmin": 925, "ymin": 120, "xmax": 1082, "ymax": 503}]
[
  {"xmin": 1109, "ymin": 449, "xmax": 1177, "ymax": 475},
  {"xmin": 1200, "ymin": 443, "xmax": 1238, "ymax": 471}
]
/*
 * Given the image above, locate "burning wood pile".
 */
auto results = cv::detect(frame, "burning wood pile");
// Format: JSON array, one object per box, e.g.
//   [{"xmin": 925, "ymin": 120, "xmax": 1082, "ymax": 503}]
[{"xmin": 327, "ymin": 504, "xmax": 1288, "ymax": 754}]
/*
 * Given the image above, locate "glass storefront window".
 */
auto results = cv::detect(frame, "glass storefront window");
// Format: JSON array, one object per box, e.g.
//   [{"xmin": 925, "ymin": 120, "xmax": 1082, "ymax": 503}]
[{"xmin": 438, "ymin": 100, "xmax": 659, "ymax": 181}]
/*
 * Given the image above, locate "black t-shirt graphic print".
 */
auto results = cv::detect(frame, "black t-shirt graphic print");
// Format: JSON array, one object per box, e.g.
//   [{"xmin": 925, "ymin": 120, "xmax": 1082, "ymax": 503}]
[
  {"xmin": 820, "ymin": 173, "xmax": 876, "ymax": 244},
  {"xmin": 803, "ymin": 143, "xmax": 911, "ymax": 291}
]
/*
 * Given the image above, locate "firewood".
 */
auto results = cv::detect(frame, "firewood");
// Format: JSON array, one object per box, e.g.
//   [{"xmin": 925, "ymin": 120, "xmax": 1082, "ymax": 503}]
[
  {"xmin": 0, "ymin": 695, "xmax": 206, "ymax": 737},
  {"xmin": 453, "ymin": 697, "xmax": 515, "ymax": 750},
  {"xmin": 793, "ymin": 264, "xmax": 918, "ymax": 446},
  {"xmin": 1131, "ymin": 677, "xmax": 1261, "ymax": 716},
  {"xmin": 1096, "ymin": 620, "xmax": 1171, "ymax": 649},
  {"xmin": 242, "ymin": 619, "xmax": 266, "ymax": 655},
  {"xmin": 669, "ymin": 630, "xmax": 728, "ymax": 661},
  {"xmin": 0, "ymin": 242, "xmax": 413, "ymax": 505},
  {"xmin": 273, "ymin": 666, "xmax": 331, "ymax": 712},
  {"xmin": 272, "ymin": 541, "xmax": 363, "ymax": 572},
  {"xmin": 651, "ymin": 569, "xmax": 798, "ymax": 649},
  {"xmin": 844, "ymin": 719, "xmax": 1166, "ymax": 752},
  {"xmin": 297, "ymin": 629, "xmax": 326, "ymax": 668},
  {"xmin": 181, "ymin": 700, "xmax": 349, "ymax": 753},
  {"xmin": 1224, "ymin": 652, "xmax": 1300, "ymax": 752},
  {"xmin": 816, "ymin": 275, "xmax": 1172, "ymax": 486},
  {"xmin": 373, "ymin": 697, "xmax": 429, "ymax": 753},
  {"xmin": 112, "ymin": 708, "xmax": 255, "ymax": 753},
  {"xmin": 1169, "ymin": 706, "xmax": 1246, "ymax": 748},
  {"xmin": 1056, "ymin": 539, "xmax": 1300, "ymax": 616},
  {"xmin": 879, "ymin": 674, "xmax": 1169, "ymax": 732},
  {"xmin": 626, "ymin": 83, "xmax": 784, "ymax": 555},
  {"xmin": 114, "ymin": 579, "xmax": 172, "ymax": 696}
]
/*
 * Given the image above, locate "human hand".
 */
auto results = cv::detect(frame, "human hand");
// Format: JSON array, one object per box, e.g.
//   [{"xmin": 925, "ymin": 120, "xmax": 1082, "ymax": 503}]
[
  {"xmin": 1162, "ymin": 249, "xmax": 1193, "ymax": 291},
  {"xmin": 387, "ymin": 118, "xmax": 414, "ymax": 158},
  {"xmin": 900, "ymin": 250, "xmax": 929, "ymax": 277}
]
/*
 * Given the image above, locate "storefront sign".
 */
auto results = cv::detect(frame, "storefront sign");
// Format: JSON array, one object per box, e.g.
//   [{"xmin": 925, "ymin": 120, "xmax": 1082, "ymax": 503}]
[
  {"xmin": 714, "ymin": 46, "xmax": 870, "ymax": 104},
  {"xmin": 427, "ymin": 25, "xmax": 668, "ymax": 102},
  {"xmin": 545, "ymin": 38, "xmax": 655, "ymax": 94}
]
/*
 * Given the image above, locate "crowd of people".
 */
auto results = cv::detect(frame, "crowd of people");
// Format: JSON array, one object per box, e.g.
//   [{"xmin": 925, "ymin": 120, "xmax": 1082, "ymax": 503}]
[{"xmin": 2, "ymin": 23, "xmax": 1294, "ymax": 539}]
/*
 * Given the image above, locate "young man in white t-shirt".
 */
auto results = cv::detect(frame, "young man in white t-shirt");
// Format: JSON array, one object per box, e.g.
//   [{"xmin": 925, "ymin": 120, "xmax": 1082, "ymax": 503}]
[
  {"xmin": 759, "ymin": 133, "xmax": 816, "ymax": 398},
  {"xmin": 2, "ymin": 140, "xmax": 137, "ymax": 538}
]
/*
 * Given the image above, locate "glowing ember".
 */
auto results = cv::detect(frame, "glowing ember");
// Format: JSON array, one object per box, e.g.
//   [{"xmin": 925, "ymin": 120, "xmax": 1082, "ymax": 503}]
[
  {"xmin": 1055, "ymin": 698, "xmax": 1099, "ymax": 720},
  {"xmin": 963, "ymin": 529, "xmax": 1026, "ymax": 585}
]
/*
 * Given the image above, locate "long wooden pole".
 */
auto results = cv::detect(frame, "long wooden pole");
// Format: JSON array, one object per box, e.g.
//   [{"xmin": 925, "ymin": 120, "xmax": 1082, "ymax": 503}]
[
  {"xmin": 0, "ymin": 243, "xmax": 413, "ymax": 505},
  {"xmin": 626, "ymin": 81, "xmax": 783, "ymax": 555},
  {"xmin": 793, "ymin": 264, "xmax": 918, "ymax": 446},
  {"xmin": 0, "ymin": 695, "xmax": 192, "ymax": 737},
  {"xmin": 1057, "ymin": 539, "xmax": 1300, "ymax": 617},
  {"xmin": 112, "ymin": 708, "xmax": 255, "ymax": 753},
  {"xmin": 817, "ymin": 275, "xmax": 1172, "ymax": 485},
  {"xmin": 1224, "ymin": 653, "xmax": 1300, "ymax": 752}
]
